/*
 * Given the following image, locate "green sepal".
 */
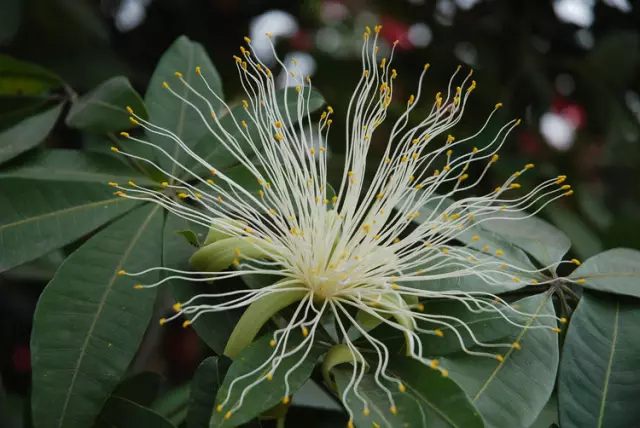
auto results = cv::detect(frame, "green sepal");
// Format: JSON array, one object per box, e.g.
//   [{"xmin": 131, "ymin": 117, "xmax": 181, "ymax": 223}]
[
  {"xmin": 189, "ymin": 236, "xmax": 268, "ymax": 273},
  {"xmin": 224, "ymin": 282, "xmax": 307, "ymax": 358}
]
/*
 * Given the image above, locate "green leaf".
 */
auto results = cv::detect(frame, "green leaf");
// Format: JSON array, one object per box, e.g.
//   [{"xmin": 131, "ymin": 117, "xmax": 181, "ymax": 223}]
[
  {"xmin": 0, "ymin": 149, "xmax": 150, "ymax": 184},
  {"xmin": 468, "ymin": 213, "xmax": 571, "ymax": 270},
  {"xmin": 95, "ymin": 396, "xmax": 175, "ymax": 428},
  {"xmin": 164, "ymin": 213, "xmax": 239, "ymax": 354},
  {"xmin": 441, "ymin": 293, "xmax": 559, "ymax": 428},
  {"xmin": 113, "ymin": 372, "xmax": 164, "ymax": 407},
  {"xmin": 151, "ymin": 383, "xmax": 190, "ymax": 426},
  {"xmin": 189, "ymin": 88, "xmax": 325, "ymax": 176},
  {"xmin": 0, "ymin": 179, "xmax": 138, "ymax": 271},
  {"xmin": 212, "ymin": 333, "xmax": 323, "ymax": 427},
  {"xmin": 0, "ymin": 54, "xmax": 63, "ymax": 96},
  {"xmin": 558, "ymin": 293, "xmax": 640, "ymax": 428},
  {"xmin": 529, "ymin": 392, "xmax": 558, "ymax": 428},
  {"xmin": 569, "ymin": 248, "xmax": 640, "ymax": 299},
  {"xmin": 30, "ymin": 204, "xmax": 163, "ymax": 428},
  {"xmin": 145, "ymin": 36, "xmax": 223, "ymax": 178},
  {"xmin": 187, "ymin": 356, "xmax": 232, "ymax": 428},
  {"xmin": 66, "ymin": 76, "xmax": 147, "ymax": 133},
  {"xmin": 546, "ymin": 206, "xmax": 603, "ymax": 260},
  {"xmin": 333, "ymin": 356, "xmax": 484, "ymax": 428},
  {"xmin": 0, "ymin": 103, "xmax": 63, "ymax": 164}
]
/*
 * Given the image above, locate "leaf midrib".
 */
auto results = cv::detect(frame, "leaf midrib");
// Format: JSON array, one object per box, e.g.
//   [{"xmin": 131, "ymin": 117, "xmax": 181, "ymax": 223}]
[
  {"xmin": 597, "ymin": 301, "xmax": 619, "ymax": 428},
  {"xmin": 169, "ymin": 45, "xmax": 195, "ymax": 179},
  {"xmin": 0, "ymin": 196, "xmax": 124, "ymax": 232},
  {"xmin": 57, "ymin": 205, "xmax": 160, "ymax": 427}
]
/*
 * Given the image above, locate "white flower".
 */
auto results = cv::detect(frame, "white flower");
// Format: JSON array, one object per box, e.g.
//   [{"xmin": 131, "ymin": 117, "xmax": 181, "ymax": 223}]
[{"xmin": 111, "ymin": 26, "xmax": 574, "ymax": 425}]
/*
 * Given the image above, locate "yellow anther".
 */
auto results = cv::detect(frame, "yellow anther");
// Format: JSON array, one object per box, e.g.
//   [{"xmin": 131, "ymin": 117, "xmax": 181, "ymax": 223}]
[
  {"xmin": 172, "ymin": 302, "xmax": 182, "ymax": 312},
  {"xmin": 434, "ymin": 329, "xmax": 444, "ymax": 337},
  {"xmin": 471, "ymin": 234, "xmax": 480, "ymax": 241},
  {"xmin": 162, "ymin": 81, "xmax": 170, "ymax": 89},
  {"xmin": 398, "ymin": 383, "xmax": 406, "ymax": 393},
  {"xmin": 495, "ymin": 354, "xmax": 505, "ymax": 362},
  {"xmin": 117, "ymin": 270, "xmax": 126, "ymax": 276},
  {"xmin": 182, "ymin": 320, "xmax": 192, "ymax": 328},
  {"xmin": 244, "ymin": 36, "xmax": 251, "ymax": 43},
  {"xmin": 159, "ymin": 318, "xmax": 166, "ymax": 326},
  {"xmin": 552, "ymin": 327, "xmax": 562, "ymax": 333},
  {"xmin": 525, "ymin": 163, "xmax": 534, "ymax": 169},
  {"xmin": 512, "ymin": 276, "xmax": 521, "ymax": 283},
  {"xmin": 195, "ymin": 66, "xmax": 201, "ymax": 75},
  {"xmin": 129, "ymin": 117, "xmax": 139, "ymax": 125},
  {"xmin": 119, "ymin": 131, "xmax": 129, "ymax": 138},
  {"xmin": 127, "ymin": 180, "xmax": 136, "ymax": 187},
  {"xmin": 408, "ymin": 94, "xmax": 415, "ymax": 106},
  {"xmin": 269, "ymin": 339, "xmax": 277, "ymax": 347},
  {"xmin": 561, "ymin": 185, "xmax": 572, "ymax": 191},
  {"xmin": 416, "ymin": 303, "xmax": 425, "ymax": 312},
  {"xmin": 216, "ymin": 404, "xmax": 223, "ymax": 413},
  {"xmin": 282, "ymin": 396, "xmax": 290, "ymax": 405},
  {"xmin": 266, "ymin": 372, "xmax": 273, "ymax": 381},
  {"xmin": 576, "ymin": 278, "xmax": 586, "ymax": 285},
  {"xmin": 301, "ymin": 326, "xmax": 309, "ymax": 337},
  {"xmin": 459, "ymin": 174, "xmax": 469, "ymax": 182},
  {"xmin": 482, "ymin": 244, "xmax": 490, "ymax": 252},
  {"xmin": 556, "ymin": 175, "xmax": 567, "ymax": 184},
  {"xmin": 177, "ymin": 192, "xmax": 188, "ymax": 199},
  {"xmin": 363, "ymin": 407, "xmax": 370, "ymax": 416},
  {"xmin": 495, "ymin": 249, "xmax": 504, "ymax": 256},
  {"xmin": 108, "ymin": 181, "xmax": 118, "ymax": 187},
  {"xmin": 224, "ymin": 411, "xmax": 232, "ymax": 420},
  {"xmin": 429, "ymin": 359, "xmax": 440, "ymax": 368},
  {"xmin": 509, "ymin": 183, "xmax": 521, "ymax": 189},
  {"xmin": 564, "ymin": 190, "xmax": 574, "ymax": 196},
  {"xmin": 133, "ymin": 284, "xmax": 143, "ymax": 289},
  {"xmin": 389, "ymin": 405, "xmax": 397, "ymax": 415},
  {"xmin": 446, "ymin": 149, "xmax": 453, "ymax": 157},
  {"xmin": 125, "ymin": 105, "xmax": 134, "ymax": 114},
  {"xmin": 161, "ymin": 181, "xmax": 169, "ymax": 187},
  {"xmin": 512, "ymin": 342, "xmax": 522, "ymax": 350},
  {"xmin": 472, "ymin": 146, "xmax": 479, "ymax": 153},
  {"xmin": 495, "ymin": 102, "xmax": 503, "ymax": 109},
  {"xmin": 515, "ymin": 118, "xmax": 522, "ymax": 125},
  {"xmin": 440, "ymin": 369, "xmax": 449, "ymax": 377},
  {"xmin": 347, "ymin": 419, "xmax": 354, "ymax": 428},
  {"xmin": 559, "ymin": 317, "xmax": 568, "ymax": 324},
  {"xmin": 174, "ymin": 71, "xmax": 183, "ymax": 78},
  {"xmin": 110, "ymin": 146, "xmax": 119, "ymax": 153},
  {"xmin": 274, "ymin": 132, "xmax": 284, "ymax": 142},
  {"xmin": 490, "ymin": 154, "xmax": 499, "ymax": 163},
  {"xmin": 571, "ymin": 258, "xmax": 581, "ymax": 265}
]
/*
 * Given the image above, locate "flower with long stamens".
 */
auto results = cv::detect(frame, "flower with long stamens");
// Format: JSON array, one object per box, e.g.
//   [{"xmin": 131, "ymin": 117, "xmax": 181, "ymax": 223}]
[{"xmin": 111, "ymin": 26, "xmax": 575, "ymax": 426}]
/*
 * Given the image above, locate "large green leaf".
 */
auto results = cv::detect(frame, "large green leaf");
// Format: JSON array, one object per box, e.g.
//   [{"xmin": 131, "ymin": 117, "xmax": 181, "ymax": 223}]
[
  {"xmin": 0, "ymin": 149, "xmax": 150, "ymax": 184},
  {"xmin": 441, "ymin": 293, "xmax": 559, "ymax": 428},
  {"xmin": 558, "ymin": 293, "xmax": 640, "ymax": 428},
  {"xmin": 0, "ymin": 54, "xmax": 63, "ymax": 96},
  {"xmin": 569, "ymin": 248, "xmax": 640, "ymax": 299},
  {"xmin": 152, "ymin": 384, "xmax": 191, "ymax": 426},
  {"xmin": 212, "ymin": 334, "xmax": 323, "ymax": 427},
  {"xmin": 30, "ymin": 204, "xmax": 163, "ymax": 428},
  {"xmin": 145, "ymin": 36, "xmax": 223, "ymax": 178},
  {"xmin": 0, "ymin": 103, "xmax": 63, "ymax": 164},
  {"xmin": 66, "ymin": 76, "xmax": 147, "ymax": 133},
  {"xmin": 333, "ymin": 356, "xmax": 483, "ymax": 428},
  {"xmin": 113, "ymin": 372, "xmax": 164, "ymax": 407},
  {"xmin": 95, "ymin": 396, "xmax": 175, "ymax": 428},
  {"xmin": 187, "ymin": 356, "xmax": 232, "ymax": 428},
  {"xmin": 164, "ymin": 213, "xmax": 240, "ymax": 354},
  {"xmin": 189, "ymin": 88, "xmax": 325, "ymax": 176},
  {"xmin": 0, "ymin": 179, "xmax": 138, "ymax": 271}
]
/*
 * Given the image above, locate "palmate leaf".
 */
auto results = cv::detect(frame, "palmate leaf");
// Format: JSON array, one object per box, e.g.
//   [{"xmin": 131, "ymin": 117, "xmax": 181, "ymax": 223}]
[
  {"xmin": 0, "ymin": 149, "xmax": 151, "ymax": 184},
  {"xmin": 66, "ymin": 76, "xmax": 147, "ymax": 133},
  {"xmin": 334, "ymin": 356, "xmax": 483, "ymax": 428},
  {"xmin": 30, "ymin": 204, "xmax": 163, "ymax": 428},
  {"xmin": 569, "ymin": 248, "xmax": 640, "ymax": 298},
  {"xmin": 145, "ymin": 36, "xmax": 224, "ymax": 178},
  {"xmin": 558, "ymin": 293, "xmax": 640, "ymax": 428},
  {"xmin": 0, "ymin": 179, "xmax": 138, "ymax": 272},
  {"xmin": 211, "ymin": 334, "xmax": 323, "ymax": 427},
  {"xmin": 440, "ymin": 293, "xmax": 559, "ymax": 428},
  {"xmin": 0, "ymin": 102, "xmax": 63, "ymax": 164}
]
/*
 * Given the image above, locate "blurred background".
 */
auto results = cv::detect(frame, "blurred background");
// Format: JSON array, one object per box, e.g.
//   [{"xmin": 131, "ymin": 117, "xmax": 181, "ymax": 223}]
[{"xmin": 1, "ymin": 0, "xmax": 639, "ymax": 425}]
